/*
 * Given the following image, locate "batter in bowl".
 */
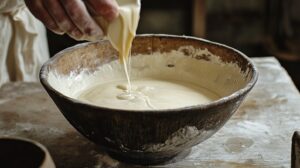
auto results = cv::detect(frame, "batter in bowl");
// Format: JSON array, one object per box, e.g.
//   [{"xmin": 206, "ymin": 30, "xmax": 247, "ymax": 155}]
[{"xmin": 77, "ymin": 78, "xmax": 220, "ymax": 110}]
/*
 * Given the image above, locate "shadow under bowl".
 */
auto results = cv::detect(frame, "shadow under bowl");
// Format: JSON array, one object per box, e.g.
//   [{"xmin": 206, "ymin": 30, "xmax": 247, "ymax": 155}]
[{"xmin": 40, "ymin": 34, "xmax": 258, "ymax": 165}]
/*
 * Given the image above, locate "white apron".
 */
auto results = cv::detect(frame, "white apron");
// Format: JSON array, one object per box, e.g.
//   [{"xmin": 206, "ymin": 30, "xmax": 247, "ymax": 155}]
[{"xmin": 0, "ymin": 0, "xmax": 49, "ymax": 87}]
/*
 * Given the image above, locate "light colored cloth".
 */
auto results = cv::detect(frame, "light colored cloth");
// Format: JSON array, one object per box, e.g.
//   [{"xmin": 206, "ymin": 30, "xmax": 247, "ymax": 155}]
[{"xmin": 0, "ymin": 0, "xmax": 49, "ymax": 87}]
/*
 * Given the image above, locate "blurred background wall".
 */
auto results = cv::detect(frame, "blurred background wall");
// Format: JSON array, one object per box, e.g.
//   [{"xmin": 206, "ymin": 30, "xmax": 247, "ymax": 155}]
[{"xmin": 47, "ymin": 0, "xmax": 300, "ymax": 89}]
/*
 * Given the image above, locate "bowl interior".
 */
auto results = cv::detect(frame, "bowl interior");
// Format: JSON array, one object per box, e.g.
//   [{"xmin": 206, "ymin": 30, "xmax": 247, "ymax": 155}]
[
  {"xmin": 41, "ymin": 35, "xmax": 256, "ymax": 111},
  {"xmin": 0, "ymin": 138, "xmax": 46, "ymax": 167}
]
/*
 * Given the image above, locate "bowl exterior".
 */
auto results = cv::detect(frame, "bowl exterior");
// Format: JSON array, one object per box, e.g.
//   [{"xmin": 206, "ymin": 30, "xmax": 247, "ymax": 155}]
[
  {"xmin": 42, "ymin": 82, "xmax": 250, "ymax": 165},
  {"xmin": 40, "ymin": 34, "xmax": 258, "ymax": 165}
]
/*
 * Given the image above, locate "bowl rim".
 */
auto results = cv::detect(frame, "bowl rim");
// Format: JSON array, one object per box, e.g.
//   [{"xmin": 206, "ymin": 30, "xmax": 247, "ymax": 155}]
[{"xmin": 40, "ymin": 34, "xmax": 258, "ymax": 113}]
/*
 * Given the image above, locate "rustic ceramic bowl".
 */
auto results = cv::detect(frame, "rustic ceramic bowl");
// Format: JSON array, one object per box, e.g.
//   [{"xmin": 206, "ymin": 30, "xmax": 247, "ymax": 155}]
[
  {"xmin": 0, "ymin": 137, "xmax": 55, "ymax": 168},
  {"xmin": 40, "ymin": 35, "xmax": 258, "ymax": 165}
]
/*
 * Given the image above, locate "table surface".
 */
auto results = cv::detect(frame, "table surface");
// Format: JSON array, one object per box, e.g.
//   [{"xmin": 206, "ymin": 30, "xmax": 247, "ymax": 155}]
[{"xmin": 0, "ymin": 57, "xmax": 299, "ymax": 168}]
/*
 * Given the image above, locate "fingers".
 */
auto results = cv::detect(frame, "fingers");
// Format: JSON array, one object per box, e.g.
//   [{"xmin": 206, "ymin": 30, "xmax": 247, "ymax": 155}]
[
  {"xmin": 25, "ymin": 0, "xmax": 119, "ymax": 41},
  {"xmin": 59, "ymin": 0, "xmax": 103, "ymax": 38},
  {"xmin": 86, "ymin": 0, "xmax": 119, "ymax": 21},
  {"xmin": 43, "ymin": 0, "xmax": 83, "ymax": 40},
  {"xmin": 24, "ymin": 0, "xmax": 63, "ymax": 34}
]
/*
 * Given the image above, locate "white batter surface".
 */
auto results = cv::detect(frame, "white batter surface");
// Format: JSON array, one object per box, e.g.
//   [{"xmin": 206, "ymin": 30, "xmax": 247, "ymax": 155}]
[{"xmin": 77, "ymin": 78, "xmax": 220, "ymax": 110}]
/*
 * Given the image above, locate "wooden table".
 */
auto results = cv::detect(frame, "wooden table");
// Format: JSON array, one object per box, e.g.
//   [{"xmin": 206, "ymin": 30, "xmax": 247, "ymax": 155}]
[{"xmin": 0, "ymin": 57, "xmax": 299, "ymax": 168}]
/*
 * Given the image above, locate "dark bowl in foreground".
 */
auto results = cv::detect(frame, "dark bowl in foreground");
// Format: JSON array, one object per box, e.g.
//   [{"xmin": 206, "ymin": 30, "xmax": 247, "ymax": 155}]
[{"xmin": 40, "ymin": 35, "xmax": 258, "ymax": 165}]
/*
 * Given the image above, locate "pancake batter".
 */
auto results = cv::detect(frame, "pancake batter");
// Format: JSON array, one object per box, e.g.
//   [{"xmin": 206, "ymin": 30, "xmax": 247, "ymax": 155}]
[
  {"xmin": 77, "ymin": 78, "xmax": 220, "ymax": 110},
  {"xmin": 100, "ymin": 0, "xmax": 140, "ymax": 94}
]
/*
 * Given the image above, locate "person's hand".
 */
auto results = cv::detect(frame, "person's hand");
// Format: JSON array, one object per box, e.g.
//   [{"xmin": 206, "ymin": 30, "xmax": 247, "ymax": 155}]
[{"xmin": 25, "ymin": 0, "xmax": 119, "ymax": 40}]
